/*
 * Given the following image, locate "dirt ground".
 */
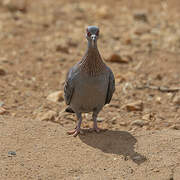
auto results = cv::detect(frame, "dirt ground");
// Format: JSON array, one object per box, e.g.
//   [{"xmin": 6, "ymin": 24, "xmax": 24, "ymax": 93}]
[{"xmin": 0, "ymin": 0, "xmax": 180, "ymax": 179}]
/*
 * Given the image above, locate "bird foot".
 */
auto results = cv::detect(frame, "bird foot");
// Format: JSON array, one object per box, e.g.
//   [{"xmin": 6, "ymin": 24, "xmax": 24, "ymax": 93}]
[
  {"xmin": 67, "ymin": 128, "xmax": 84, "ymax": 137},
  {"xmin": 89, "ymin": 127, "xmax": 106, "ymax": 133}
]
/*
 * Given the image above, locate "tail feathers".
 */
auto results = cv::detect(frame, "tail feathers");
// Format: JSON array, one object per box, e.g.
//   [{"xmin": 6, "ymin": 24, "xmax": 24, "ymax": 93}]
[{"xmin": 65, "ymin": 107, "xmax": 75, "ymax": 113}]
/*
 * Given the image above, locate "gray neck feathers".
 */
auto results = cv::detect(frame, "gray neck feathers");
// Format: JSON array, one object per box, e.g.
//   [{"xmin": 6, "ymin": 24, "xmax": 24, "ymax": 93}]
[{"xmin": 80, "ymin": 41, "xmax": 105, "ymax": 76}]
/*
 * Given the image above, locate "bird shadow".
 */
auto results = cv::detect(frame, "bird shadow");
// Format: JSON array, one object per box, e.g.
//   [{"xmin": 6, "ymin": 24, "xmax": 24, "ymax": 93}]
[{"xmin": 79, "ymin": 130, "xmax": 147, "ymax": 165}]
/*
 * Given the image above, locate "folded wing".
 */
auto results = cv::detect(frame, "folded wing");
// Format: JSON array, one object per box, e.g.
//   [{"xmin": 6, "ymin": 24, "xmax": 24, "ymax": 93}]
[{"xmin": 105, "ymin": 68, "xmax": 115, "ymax": 104}]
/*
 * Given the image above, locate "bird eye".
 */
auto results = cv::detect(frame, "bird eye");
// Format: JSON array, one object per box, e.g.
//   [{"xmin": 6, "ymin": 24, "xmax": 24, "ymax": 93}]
[{"xmin": 87, "ymin": 32, "xmax": 91, "ymax": 37}]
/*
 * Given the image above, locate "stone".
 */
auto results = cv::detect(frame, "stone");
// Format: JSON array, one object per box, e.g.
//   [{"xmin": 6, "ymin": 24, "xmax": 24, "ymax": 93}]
[
  {"xmin": 97, "ymin": 117, "xmax": 104, "ymax": 122},
  {"xmin": 155, "ymin": 74, "xmax": 163, "ymax": 80},
  {"xmin": 173, "ymin": 95, "xmax": 180, "ymax": 105},
  {"xmin": 109, "ymin": 103, "xmax": 120, "ymax": 108},
  {"xmin": 0, "ymin": 107, "xmax": 6, "ymax": 114},
  {"xmin": 171, "ymin": 124, "xmax": 180, "ymax": 130},
  {"xmin": 133, "ymin": 11, "xmax": 148, "ymax": 22},
  {"xmin": 121, "ymin": 54, "xmax": 133, "ymax": 62},
  {"xmin": 0, "ymin": 66, "xmax": 6, "ymax": 76},
  {"xmin": 106, "ymin": 54, "xmax": 129, "ymax": 63},
  {"xmin": 67, "ymin": 39, "xmax": 78, "ymax": 47},
  {"xmin": 8, "ymin": 151, "xmax": 16, "ymax": 156},
  {"xmin": 39, "ymin": 111, "xmax": 57, "ymax": 121},
  {"xmin": 174, "ymin": 166, "xmax": 180, "ymax": 180},
  {"xmin": 3, "ymin": 0, "xmax": 27, "ymax": 13},
  {"xmin": 56, "ymin": 44, "xmax": 69, "ymax": 54},
  {"xmin": 125, "ymin": 101, "xmax": 143, "ymax": 111},
  {"xmin": 143, "ymin": 113, "xmax": 156, "ymax": 121},
  {"xmin": 131, "ymin": 120, "xmax": 146, "ymax": 127},
  {"xmin": 120, "ymin": 122, "xmax": 127, "ymax": 126},
  {"xmin": 111, "ymin": 118, "xmax": 116, "ymax": 124},
  {"xmin": 47, "ymin": 91, "xmax": 64, "ymax": 103},
  {"xmin": 140, "ymin": 34, "xmax": 153, "ymax": 42},
  {"xmin": 155, "ymin": 96, "xmax": 161, "ymax": 104},
  {"xmin": 134, "ymin": 25, "xmax": 150, "ymax": 36},
  {"xmin": 132, "ymin": 154, "xmax": 146, "ymax": 164},
  {"xmin": 115, "ymin": 74, "xmax": 126, "ymax": 83},
  {"xmin": 132, "ymin": 155, "xmax": 142, "ymax": 161},
  {"xmin": 96, "ymin": 6, "xmax": 109, "ymax": 19},
  {"xmin": 0, "ymin": 101, "xmax": 4, "ymax": 107},
  {"xmin": 123, "ymin": 37, "xmax": 132, "ymax": 45},
  {"xmin": 142, "ymin": 114, "xmax": 151, "ymax": 121}
]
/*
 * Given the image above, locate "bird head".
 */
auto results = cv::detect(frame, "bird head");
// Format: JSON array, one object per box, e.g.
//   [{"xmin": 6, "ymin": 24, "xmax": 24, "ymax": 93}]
[{"xmin": 86, "ymin": 26, "xmax": 99, "ymax": 47}]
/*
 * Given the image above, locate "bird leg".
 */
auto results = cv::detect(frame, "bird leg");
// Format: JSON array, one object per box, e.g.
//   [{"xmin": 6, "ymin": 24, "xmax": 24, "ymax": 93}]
[
  {"xmin": 67, "ymin": 113, "xmax": 83, "ymax": 137},
  {"xmin": 89, "ymin": 112, "xmax": 101, "ymax": 133}
]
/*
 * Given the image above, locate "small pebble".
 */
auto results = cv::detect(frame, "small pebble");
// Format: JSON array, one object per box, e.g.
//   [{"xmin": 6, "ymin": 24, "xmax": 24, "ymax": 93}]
[
  {"xmin": 0, "ymin": 107, "xmax": 6, "ymax": 114},
  {"xmin": 0, "ymin": 101, "xmax": 4, "ymax": 107},
  {"xmin": 74, "ymin": 176, "xmax": 80, "ymax": 180},
  {"xmin": 120, "ymin": 122, "xmax": 127, "ymax": 126},
  {"xmin": 171, "ymin": 124, "xmax": 180, "ymax": 130},
  {"xmin": 8, "ymin": 151, "xmax": 16, "ymax": 156},
  {"xmin": 39, "ymin": 110, "xmax": 57, "ymax": 121},
  {"xmin": 96, "ymin": 6, "xmax": 110, "ymax": 19},
  {"xmin": 125, "ymin": 101, "xmax": 143, "ymax": 111},
  {"xmin": 0, "ymin": 66, "xmax": 6, "ymax": 76},
  {"xmin": 132, "ymin": 155, "xmax": 142, "ymax": 161},
  {"xmin": 173, "ymin": 95, "xmax": 180, "ymax": 105},
  {"xmin": 131, "ymin": 120, "xmax": 146, "ymax": 127},
  {"xmin": 133, "ymin": 11, "xmax": 148, "ymax": 22},
  {"xmin": 97, "ymin": 117, "xmax": 104, "ymax": 122},
  {"xmin": 106, "ymin": 54, "xmax": 129, "ymax": 63},
  {"xmin": 155, "ymin": 96, "xmax": 162, "ymax": 104},
  {"xmin": 56, "ymin": 45, "xmax": 69, "ymax": 54},
  {"xmin": 47, "ymin": 91, "xmax": 64, "ymax": 103}
]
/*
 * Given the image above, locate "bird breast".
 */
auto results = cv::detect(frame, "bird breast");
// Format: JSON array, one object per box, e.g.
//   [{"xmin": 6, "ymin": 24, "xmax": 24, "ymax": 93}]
[{"xmin": 70, "ymin": 73, "xmax": 109, "ymax": 113}]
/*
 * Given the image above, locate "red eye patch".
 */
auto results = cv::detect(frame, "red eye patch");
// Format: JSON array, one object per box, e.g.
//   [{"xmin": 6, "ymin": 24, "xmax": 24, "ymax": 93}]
[
  {"xmin": 87, "ymin": 32, "xmax": 91, "ymax": 37},
  {"xmin": 96, "ymin": 31, "xmax": 99, "ymax": 36}
]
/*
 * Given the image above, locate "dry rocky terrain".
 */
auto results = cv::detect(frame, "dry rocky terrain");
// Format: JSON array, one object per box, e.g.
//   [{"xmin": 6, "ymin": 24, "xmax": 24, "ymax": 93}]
[{"xmin": 0, "ymin": 0, "xmax": 180, "ymax": 179}]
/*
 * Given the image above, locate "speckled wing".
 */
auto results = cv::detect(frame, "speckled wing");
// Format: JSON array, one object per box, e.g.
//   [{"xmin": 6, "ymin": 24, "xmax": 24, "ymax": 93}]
[
  {"xmin": 105, "ymin": 68, "xmax": 115, "ymax": 104},
  {"xmin": 64, "ymin": 67, "xmax": 75, "ymax": 105}
]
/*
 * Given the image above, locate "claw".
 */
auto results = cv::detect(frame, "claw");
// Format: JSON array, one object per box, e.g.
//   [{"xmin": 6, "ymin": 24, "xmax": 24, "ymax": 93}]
[
  {"xmin": 95, "ymin": 127, "xmax": 100, "ymax": 133},
  {"xmin": 67, "ymin": 128, "xmax": 84, "ymax": 137},
  {"xmin": 88, "ymin": 127, "xmax": 106, "ymax": 133}
]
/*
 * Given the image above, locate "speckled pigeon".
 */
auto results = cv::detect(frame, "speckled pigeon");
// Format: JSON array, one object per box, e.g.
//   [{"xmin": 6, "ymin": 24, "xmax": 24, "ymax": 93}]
[{"xmin": 64, "ymin": 26, "xmax": 115, "ymax": 137}]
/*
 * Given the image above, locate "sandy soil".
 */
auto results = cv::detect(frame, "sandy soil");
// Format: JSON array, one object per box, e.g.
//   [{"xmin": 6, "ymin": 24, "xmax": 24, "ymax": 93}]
[{"xmin": 0, "ymin": 0, "xmax": 180, "ymax": 179}]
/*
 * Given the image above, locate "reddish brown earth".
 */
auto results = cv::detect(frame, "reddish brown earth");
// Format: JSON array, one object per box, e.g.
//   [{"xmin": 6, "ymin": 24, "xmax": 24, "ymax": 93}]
[{"xmin": 0, "ymin": 0, "xmax": 180, "ymax": 179}]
